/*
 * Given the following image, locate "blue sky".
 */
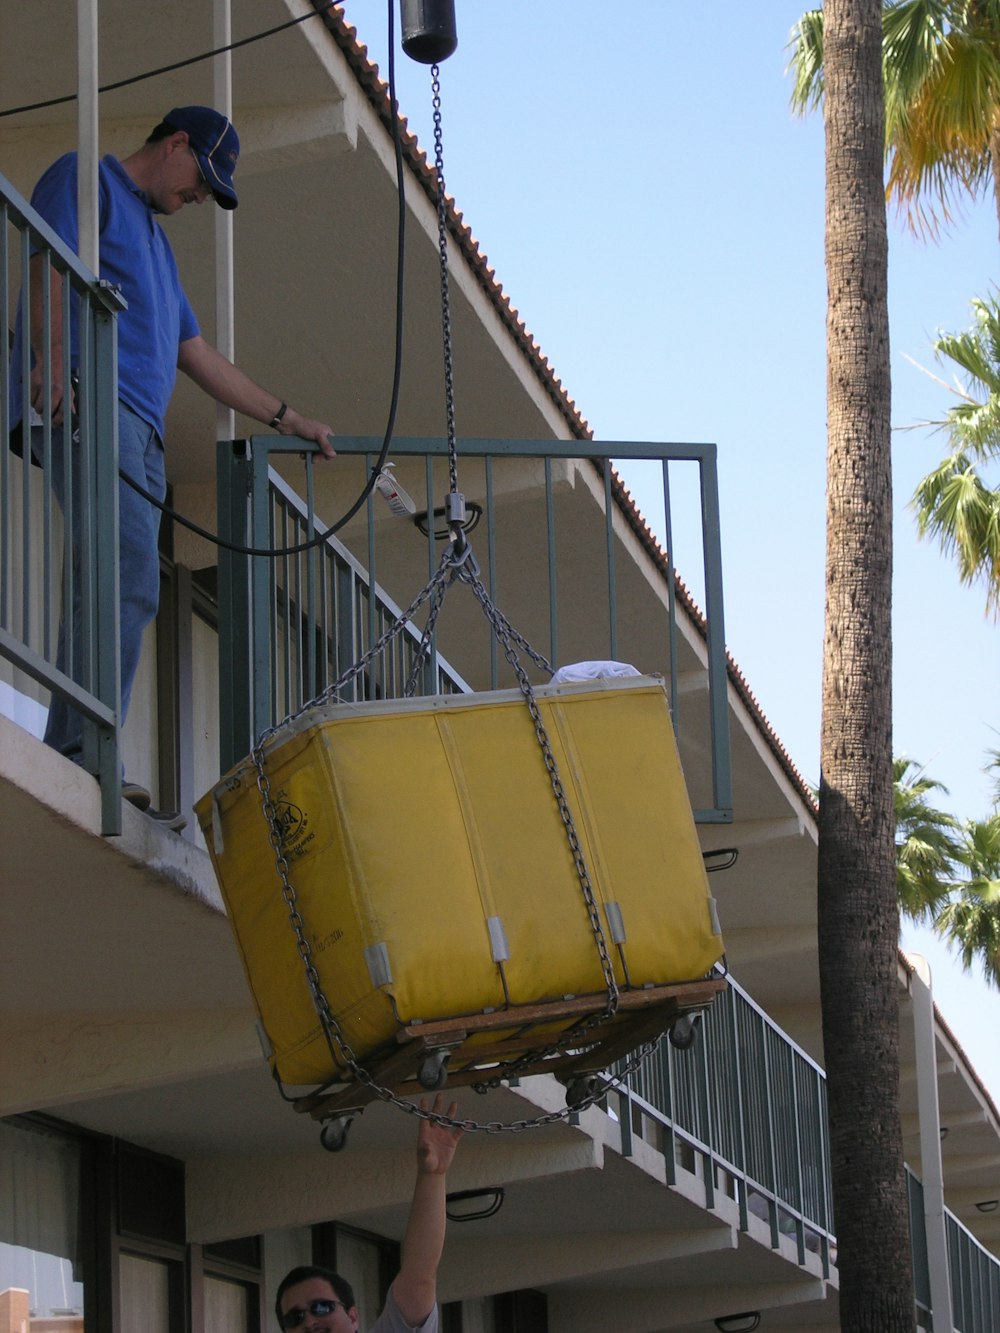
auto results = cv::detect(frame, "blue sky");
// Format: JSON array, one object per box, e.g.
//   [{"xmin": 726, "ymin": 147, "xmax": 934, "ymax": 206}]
[{"xmin": 353, "ymin": 1, "xmax": 1000, "ymax": 1098}]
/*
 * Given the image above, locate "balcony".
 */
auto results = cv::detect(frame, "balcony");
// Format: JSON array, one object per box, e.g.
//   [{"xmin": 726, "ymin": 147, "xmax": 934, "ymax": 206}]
[{"xmin": 0, "ymin": 169, "xmax": 124, "ymax": 833}]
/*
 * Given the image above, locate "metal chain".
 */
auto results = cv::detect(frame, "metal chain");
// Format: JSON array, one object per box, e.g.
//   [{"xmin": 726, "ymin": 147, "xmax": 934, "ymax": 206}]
[
  {"xmin": 250, "ymin": 537, "xmax": 636, "ymax": 1134},
  {"xmin": 254, "ymin": 547, "xmax": 456, "ymax": 753},
  {"xmin": 255, "ymin": 720, "xmax": 642, "ymax": 1136},
  {"xmin": 401, "ymin": 550, "xmax": 462, "ymax": 697},
  {"xmin": 246, "ymin": 68, "xmax": 649, "ymax": 1137},
  {"xmin": 431, "ymin": 64, "xmax": 459, "ymax": 496},
  {"xmin": 456, "ymin": 561, "xmax": 621, "ymax": 1017}
]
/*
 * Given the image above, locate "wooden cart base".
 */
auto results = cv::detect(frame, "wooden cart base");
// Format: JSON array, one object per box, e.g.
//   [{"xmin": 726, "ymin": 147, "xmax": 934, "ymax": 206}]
[{"xmin": 293, "ymin": 977, "xmax": 726, "ymax": 1145}]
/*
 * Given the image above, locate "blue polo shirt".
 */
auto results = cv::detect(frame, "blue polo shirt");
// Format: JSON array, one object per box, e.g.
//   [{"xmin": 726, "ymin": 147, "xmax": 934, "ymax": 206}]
[{"xmin": 11, "ymin": 152, "xmax": 199, "ymax": 440}]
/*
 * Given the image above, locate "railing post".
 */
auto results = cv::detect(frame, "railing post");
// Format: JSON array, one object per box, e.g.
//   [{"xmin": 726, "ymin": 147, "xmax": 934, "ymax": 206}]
[
  {"xmin": 543, "ymin": 458, "xmax": 559, "ymax": 668},
  {"xmin": 217, "ymin": 439, "xmax": 252, "ymax": 774},
  {"xmin": 698, "ymin": 446, "xmax": 733, "ymax": 822},
  {"xmin": 660, "ymin": 459, "xmax": 680, "ymax": 728},
  {"xmin": 661, "ymin": 1040, "xmax": 678, "ymax": 1187},
  {"xmin": 617, "ymin": 1086, "xmax": 633, "ymax": 1158},
  {"xmin": 91, "ymin": 293, "xmax": 121, "ymax": 835},
  {"xmin": 335, "ymin": 559, "xmax": 358, "ymax": 700},
  {"xmin": 760, "ymin": 1027, "xmax": 783, "ymax": 1249},
  {"xmin": 724, "ymin": 985, "xmax": 751, "ymax": 1235},
  {"xmin": 250, "ymin": 442, "xmax": 275, "ymax": 741},
  {"xmin": 602, "ymin": 460, "xmax": 618, "ymax": 661}
]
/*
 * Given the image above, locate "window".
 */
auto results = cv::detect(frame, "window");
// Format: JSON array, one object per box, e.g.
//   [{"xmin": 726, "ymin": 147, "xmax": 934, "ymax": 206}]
[
  {"xmin": 204, "ymin": 1274, "xmax": 250, "ymax": 1333},
  {"xmin": 119, "ymin": 1253, "xmax": 176, "ymax": 1333},
  {"xmin": 197, "ymin": 1237, "xmax": 263, "ymax": 1333},
  {"xmin": 0, "ymin": 1120, "xmax": 84, "ymax": 1329}
]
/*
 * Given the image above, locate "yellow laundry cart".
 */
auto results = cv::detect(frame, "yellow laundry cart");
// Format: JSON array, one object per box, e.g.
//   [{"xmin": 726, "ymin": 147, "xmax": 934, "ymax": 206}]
[{"xmin": 196, "ymin": 675, "xmax": 725, "ymax": 1112}]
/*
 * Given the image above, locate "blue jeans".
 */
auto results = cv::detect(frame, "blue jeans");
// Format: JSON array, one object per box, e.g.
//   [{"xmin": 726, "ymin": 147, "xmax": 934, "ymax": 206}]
[{"xmin": 40, "ymin": 402, "xmax": 166, "ymax": 762}]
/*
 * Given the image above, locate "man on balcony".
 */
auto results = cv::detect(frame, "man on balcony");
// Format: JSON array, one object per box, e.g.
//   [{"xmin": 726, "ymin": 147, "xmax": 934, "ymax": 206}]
[{"xmin": 10, "ymin": 106, "xmax": 335, "ymax": 827}]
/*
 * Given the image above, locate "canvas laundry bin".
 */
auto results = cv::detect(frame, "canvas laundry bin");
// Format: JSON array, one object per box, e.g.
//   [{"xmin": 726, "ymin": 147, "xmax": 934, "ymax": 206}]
[{"xmin": 196, "ymin": 675, "xmax": 724, "ymax": 1087}]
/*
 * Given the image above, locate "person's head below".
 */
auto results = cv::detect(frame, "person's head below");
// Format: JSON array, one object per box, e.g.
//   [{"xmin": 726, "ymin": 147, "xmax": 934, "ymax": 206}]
[
  {"xmin": 130, "ymin": 106, "xmax": 240, "ymax": 216},
  {"xmin": 275, "ymin": 1267, "xmax": 359, "ymax": 1333}
]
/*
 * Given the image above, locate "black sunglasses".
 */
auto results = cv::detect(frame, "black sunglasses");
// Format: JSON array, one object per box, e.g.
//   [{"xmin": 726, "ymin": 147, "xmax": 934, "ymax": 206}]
[{"xmin": 280, "ymin": 1300, "xmax": 344, "ymax": 1328}]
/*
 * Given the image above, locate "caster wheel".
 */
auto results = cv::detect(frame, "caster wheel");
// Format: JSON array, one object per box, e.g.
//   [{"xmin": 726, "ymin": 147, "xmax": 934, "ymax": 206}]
[
  {"xmin": 669, "ymin": 1013, "xmax": 701, "ymax": 1051},
  {"xmin": 418, "ymin": 1048, "xmax": 451, "ymax": 1091},
  {"xmin": 319, "ymin": 1115, "xmax": 354, "ymax": 1153},
  {"xmin": 565, "ymin": 1075, "xmax": 599, "ymax": 1109}
]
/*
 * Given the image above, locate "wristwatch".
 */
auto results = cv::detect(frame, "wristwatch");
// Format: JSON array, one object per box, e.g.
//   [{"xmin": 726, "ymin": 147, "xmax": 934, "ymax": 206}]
[{"xmin": 269, "ymin": 401, "xmax": 288, "ymax": 429}]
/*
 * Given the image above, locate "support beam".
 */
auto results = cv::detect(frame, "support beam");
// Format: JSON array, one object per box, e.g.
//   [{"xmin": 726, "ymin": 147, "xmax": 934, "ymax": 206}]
[
  {"xmin": 440, "ymin": 1227, "xmax": 737, "ymax": 1301},
  {"xmin": 901, "ymin": 1110, "xmax": 988, "ymax": 1141},
  {"xmin": 549, "ymin": 1277, "xmax": 830, "ymax": 1333},
  {"xmin": 937, "ymin": 1152, "xmax": 1000, "ymax": 1176},
  {"xmin": 188, "ymin": 1132, "xmax": 603, "ymax": 1241},
  {"xmin": 938, "ymin": 1186, "xmax": 1000, "ymax": 1210},
  {"xmin": 2, "ymin": 1009, "xmax": 260, "ymax": 1115},
  {"xmin": 675, "ymin": 669, "xmax": 709, "ymax": 696},
  {"xmin": 720, "ymin": 925, "xmax": 817, "ymax": 963},
  {"xmin": 213, "ymin": 0, "xmax": 235, "ymax": 445},
  {"xmin": 76, "ymin": 0, "xmax": 99, "ymax": 272},
  {"xmin": 238, "ymin": 103, "xmax": 359, "ymax": 175},
  {"xmin": 706, "ymin": 816, "xmax": 806, "ymax": 850},
  {"xmin": 899, "ymin": 1057, "xmax": 958, "ymax": 1084}
]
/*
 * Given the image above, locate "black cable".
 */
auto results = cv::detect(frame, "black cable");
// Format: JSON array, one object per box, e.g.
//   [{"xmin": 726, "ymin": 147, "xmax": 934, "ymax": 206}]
[
  {"xmin": 0, "ymin": 3, "xmax": 340, "ymax": 119},
  {"xmin": 114, "ymin": 0, "xmax": 408, "ymax": 560}
]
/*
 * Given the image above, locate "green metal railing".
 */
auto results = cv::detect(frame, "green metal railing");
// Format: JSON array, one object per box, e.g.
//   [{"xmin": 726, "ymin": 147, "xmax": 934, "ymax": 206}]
[
  {"xmin": 617, "ymin": 974, "xmax": 835, "ymax": 1275},
  {"xmin": 216, "ymin": 441, "xmax": 472, "ymax": 772},
  {"xmin": 907, "ymin": 1167, "xmax": 1000, "ymax": 1331},
  {"xmin": 216, "ymin": 435, "xmax": 732, "ymax": 823},
  {"xmin": 907, "ymin": 1170, "xmax": 933, "ymax": 1325},
  {"xmin": 1, "ymin": 171, "xmax": 123, "ymax": 834},
  {"xmin": 616, "ymin": 980, "xmax": 1000, "ymax": 1329},
  {"xmin": 947, "ymin": 1209, "xmax": 1000, "ymax": 1332}
]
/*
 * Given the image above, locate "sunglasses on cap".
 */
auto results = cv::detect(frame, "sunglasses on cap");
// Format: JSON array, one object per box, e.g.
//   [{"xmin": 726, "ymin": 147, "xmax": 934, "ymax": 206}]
[{"xmin": 280, "ymin": 1299, "xmax": 345, "ymax": 1328}]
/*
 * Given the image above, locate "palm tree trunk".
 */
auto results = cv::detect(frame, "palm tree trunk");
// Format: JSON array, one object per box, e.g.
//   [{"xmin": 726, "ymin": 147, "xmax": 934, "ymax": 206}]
[
  {"xmin": 990, "ymin": 120, "xmax": 1000, "ymax": 243},
  {"xmin": 821, "ymin": 1, "xmax": 914, "ymax": 1329}
]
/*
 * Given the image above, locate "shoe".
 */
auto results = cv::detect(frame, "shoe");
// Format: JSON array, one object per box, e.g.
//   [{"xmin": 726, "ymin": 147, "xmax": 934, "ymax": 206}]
[
  {"xmin": 122, "ymin": 781, "xmax": 151, "ymax": 811},
  {"xmin": 145, "ymin": 807, "xmax": 188, "ymax": 833}
]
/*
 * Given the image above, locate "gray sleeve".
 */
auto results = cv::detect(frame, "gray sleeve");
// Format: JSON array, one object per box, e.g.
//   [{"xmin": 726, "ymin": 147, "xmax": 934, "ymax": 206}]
[{"xmin": 368, "ymin": 1289, "xmax": 439, "ymax": 1333}]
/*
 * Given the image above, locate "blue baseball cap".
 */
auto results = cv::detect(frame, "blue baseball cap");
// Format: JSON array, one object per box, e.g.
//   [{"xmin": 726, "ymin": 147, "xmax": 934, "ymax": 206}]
[{"xmin": 164, "ymin": 105, "xmax": 240, "ymax": 209}]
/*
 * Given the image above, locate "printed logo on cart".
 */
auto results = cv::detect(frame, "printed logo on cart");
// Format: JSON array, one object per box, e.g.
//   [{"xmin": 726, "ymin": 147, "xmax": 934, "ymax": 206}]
[
  {"xmin": 273, "ymin": 800, "xmax": 315, "ymax": 857},
  {"xmin": 314, "ymin": 929, "xmax": 344, "ymax": 954}
]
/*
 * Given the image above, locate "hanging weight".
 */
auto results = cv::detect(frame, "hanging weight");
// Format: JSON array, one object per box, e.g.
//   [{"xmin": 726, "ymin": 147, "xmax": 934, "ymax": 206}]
[{"xmin": 400, "ymin": 0, "xmax": 458, "ymax": 64}]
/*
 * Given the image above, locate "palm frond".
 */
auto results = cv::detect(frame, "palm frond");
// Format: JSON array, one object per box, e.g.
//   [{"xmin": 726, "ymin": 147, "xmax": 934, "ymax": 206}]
[
  {"xmin": 788, "ymin": 9, "xmax": 827, "ymax": 114},
  {"xmin": 911, "ymin": 456, "xmax": 1000, "ymax": 608},
  {"xmin": 789, "ymin": 0, "xmax": 1000, "ymax": 236},
  {"xmin": 908, "ymin": 31, "xmax": 1000, "ymax": 146},
  {"xmin": 908, "ymin": 294, "xmax": 1000, "ymax": 612},
  {"xmin": 934, "ymin": 813, "xmax": 1000, "ymax": 987},
  {"xmin": 883, "ymin": 0, "xmax": 952, "ymax": 127},
  {"xmin": 894, "ymin": 756, "xmax": 963, "ymax": 921}
]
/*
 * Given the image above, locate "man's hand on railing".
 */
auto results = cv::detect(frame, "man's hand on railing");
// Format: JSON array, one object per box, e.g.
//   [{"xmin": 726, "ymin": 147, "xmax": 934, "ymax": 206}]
[{"xmin": 274, "ymin": 407, "xmax": 336, "ymax": 458}]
